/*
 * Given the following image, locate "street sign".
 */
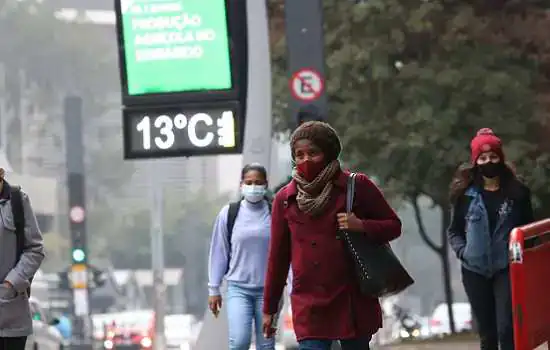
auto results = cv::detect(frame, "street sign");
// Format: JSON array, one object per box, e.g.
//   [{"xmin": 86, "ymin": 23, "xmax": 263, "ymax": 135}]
[
  {"xmin": 290, "ymin": 68, "xmax": 324, "ymax": 102},
  {"xmin": 70, "ymin": 264, "xmax": 88, "ymax": 289},
  {"xmin": 62, "ymin": 265, "xmax": 106, "ymax": 290},
  {"xmin": 70, "ymin": 206, "xmax": 86, "ymax": 223}
]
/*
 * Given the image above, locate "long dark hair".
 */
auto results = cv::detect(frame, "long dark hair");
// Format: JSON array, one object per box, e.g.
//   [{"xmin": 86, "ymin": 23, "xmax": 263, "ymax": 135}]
[{"xmin": 449, "ymin": 161, "xmax": 523, "ymax": 203}]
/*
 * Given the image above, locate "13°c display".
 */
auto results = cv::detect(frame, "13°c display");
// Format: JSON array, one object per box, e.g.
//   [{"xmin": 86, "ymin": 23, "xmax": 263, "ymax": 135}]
[{"xmin": 123, "ymin": 103, "xmax": 241, "ymax": 159}]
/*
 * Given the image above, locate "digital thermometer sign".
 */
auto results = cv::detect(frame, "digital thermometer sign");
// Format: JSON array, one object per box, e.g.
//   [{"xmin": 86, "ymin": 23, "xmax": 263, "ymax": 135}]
[
  {"xmin": 122, "ymin": 102, "xmax": 241, "ymax": 159},
  {"xmin": 115, "ymin": 0, "xmax": 248, "ymax": 160}
]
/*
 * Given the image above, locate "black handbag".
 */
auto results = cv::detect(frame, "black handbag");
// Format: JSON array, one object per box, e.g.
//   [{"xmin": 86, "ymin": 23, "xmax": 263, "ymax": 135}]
[{"xmin": 341, "ymin": 173, "xmax": 414, "ymax": 297}]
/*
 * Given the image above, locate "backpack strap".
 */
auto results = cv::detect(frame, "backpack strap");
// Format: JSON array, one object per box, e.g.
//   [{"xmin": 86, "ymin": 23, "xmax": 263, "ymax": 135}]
[
  {"xmin": 10, "ymin": 185, "xmax": 25, "ymax": 264},
  {"xmin": 225, "ymin": 201, "xmax": 241, "ymax": 273},
  {"xmin": 226, "ymin": 201, "xmax": 241, "ymax": 242},
  {"xmin": 10, "ymin": 185, "xmax": 31, "ymax": 295},
  {"xmin": 263, "ymin": 194, "xmax": 273, "ymax": 213}
]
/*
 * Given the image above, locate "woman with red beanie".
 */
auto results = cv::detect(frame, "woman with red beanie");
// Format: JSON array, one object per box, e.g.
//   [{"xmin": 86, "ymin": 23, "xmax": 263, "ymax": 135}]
[
  {"xmin": 448, "ymin": 128, "xmax": 534, "ymax": 350},
  {"xmin": 261, "ymin": 121, "xmax": 402, "ymax": 350}
]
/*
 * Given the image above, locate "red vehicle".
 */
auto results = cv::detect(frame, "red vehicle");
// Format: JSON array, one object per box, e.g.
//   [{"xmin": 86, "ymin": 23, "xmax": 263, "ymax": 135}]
[{"xmin": 101, "ymin": 311, "xmax": 154, "ymax": 350}]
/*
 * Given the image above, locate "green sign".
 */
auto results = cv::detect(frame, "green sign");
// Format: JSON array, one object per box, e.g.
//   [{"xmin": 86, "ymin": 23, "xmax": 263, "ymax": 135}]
[{"xmin": 120, "ymin": 0, "xmax": 233, "ymax": 96}]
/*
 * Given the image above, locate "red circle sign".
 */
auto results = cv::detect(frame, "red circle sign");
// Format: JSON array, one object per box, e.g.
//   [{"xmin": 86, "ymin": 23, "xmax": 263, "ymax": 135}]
[
  {"xmin": 70, "ymin": 206, "xmax": 85, "ymax": 223},
  {"xmin": 290, "ymin": 68, "xmax": 325, "ymax": 102}
]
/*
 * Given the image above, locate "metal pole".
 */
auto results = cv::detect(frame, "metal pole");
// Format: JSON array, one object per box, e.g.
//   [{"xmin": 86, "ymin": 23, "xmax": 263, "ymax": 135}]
[
  {"xmin": 242, "ymin": 0, "xmax": 272, "ymax": 174},
  {"xmin": 64, "ymin": 96, "xmax": 92, "ymax": 346},
  {"xmin": 285, "ymin": 0, "xmax": 328, "ymax": 123},
  {"xmin": 148, "ymin": 162, "xmax": 166, "ymax": 350}
]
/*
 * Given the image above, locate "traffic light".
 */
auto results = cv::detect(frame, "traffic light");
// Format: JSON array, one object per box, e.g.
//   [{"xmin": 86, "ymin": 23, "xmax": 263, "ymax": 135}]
[
  {"xmin": 72, "ymin": 248, "xmax": 86, "ymax": 263},
  {"xmin": 295, "ymin": 104, "xmax": 324, "ymax": 128}
]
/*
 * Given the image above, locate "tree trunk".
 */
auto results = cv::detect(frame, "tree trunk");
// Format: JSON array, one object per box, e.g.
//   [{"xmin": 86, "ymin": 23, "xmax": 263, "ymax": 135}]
[
  {"xmin": 440, "ymin": 203, "xmax": 456, "ymax": 333},
  {"xmin": 411, "ymin": 195, "xmax": 456, "ymax": 333}
]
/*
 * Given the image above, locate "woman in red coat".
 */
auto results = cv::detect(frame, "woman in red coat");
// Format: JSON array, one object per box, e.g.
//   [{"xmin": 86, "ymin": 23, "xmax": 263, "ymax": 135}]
[{"xmin": 262, "ymin": 121, "xmax": 402, "ymax": 350}]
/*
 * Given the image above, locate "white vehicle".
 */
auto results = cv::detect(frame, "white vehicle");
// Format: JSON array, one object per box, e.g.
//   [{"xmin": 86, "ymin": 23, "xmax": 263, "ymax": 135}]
[
  {"xmin": 26, "ymin": 297, "xmax": 65, "ymax": 350},
  {"xmin": 164, "ymin": 314, "xmax": 197, "ymax": 350},
  {"xmin": 429, "ymin": 302, "xmax": 473, "ymax": 336}
]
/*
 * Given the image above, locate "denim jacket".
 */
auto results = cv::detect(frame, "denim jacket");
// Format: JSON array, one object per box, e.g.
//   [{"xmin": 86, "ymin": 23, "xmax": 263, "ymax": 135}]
[{"xmin": 448, "ymin": 184, "xmax": 533, "ymax": 277}]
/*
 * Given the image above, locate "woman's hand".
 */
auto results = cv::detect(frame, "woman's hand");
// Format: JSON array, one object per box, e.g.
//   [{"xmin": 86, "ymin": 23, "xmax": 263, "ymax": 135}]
[
  {"xmin": 337, "ymin": 212, "xmax": 364, "ymax": 231},
  {"xmin": 262, "ymin": 313, "xmax": 277, "ymax": 338},
  {"xmin": 208, "ymin": 295, "xmax": 222, "ymax": 318}
]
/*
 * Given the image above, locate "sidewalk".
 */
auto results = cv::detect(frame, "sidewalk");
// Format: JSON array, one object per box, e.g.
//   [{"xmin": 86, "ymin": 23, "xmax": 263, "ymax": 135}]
[{"xmin": 380, "ymin": 342, "xmax": 478, "ymax": 350}]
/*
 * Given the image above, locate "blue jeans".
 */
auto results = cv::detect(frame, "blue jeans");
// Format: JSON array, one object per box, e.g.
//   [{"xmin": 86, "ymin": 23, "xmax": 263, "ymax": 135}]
[
  {"xmin": 226, "ymin": 282, "xmax": 275, "ymax": 350},
  {"xmin": 298, "ymin": 338, "xmax": 371, "ymax": 350}
]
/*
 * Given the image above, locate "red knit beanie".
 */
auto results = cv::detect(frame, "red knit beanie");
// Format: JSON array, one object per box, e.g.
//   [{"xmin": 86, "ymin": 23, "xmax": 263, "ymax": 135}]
[{"xmin": 470, "ymin": 128, "xmax": 504, "ymax": 164}]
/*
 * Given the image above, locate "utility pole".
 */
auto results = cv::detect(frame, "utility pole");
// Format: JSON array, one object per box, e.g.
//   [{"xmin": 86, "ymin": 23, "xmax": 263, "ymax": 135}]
[
  {"xmin": 148, "ymin": 163, "xmax": 166, "ymax": 350},
  {"xmin": 64, "ymin": 95, "xmax": 91, "ymax": 347}
]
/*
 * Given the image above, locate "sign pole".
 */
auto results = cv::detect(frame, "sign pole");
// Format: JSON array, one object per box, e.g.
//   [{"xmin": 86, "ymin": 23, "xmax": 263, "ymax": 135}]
[
  {"xmin": 64, "ymin": 96, "xmax": 91, "ymax": 346},
  {"xmin": 285, "ymin": 0, "xmax": 328, "ymax": 126},
  {"xmin": 148, "ymin": 162, "xmax": 166, "ymax": 350},
  {"xmin": 241, "ymin": 0, "xmax": 272, "ymax": 174}
]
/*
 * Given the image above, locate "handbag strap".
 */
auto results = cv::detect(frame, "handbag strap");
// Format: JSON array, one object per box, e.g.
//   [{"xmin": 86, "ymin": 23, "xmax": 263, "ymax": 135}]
[{"xmin": 346, "ymin": 173, "xmax": 357, "ymax": 213}]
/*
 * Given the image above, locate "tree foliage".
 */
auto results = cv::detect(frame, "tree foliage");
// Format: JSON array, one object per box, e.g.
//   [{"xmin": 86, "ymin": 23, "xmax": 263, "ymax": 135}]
[
  {"xmin": 89, "ymin": 189, "xmax": 229, "ymax": 270},
  {"xmin": 271, "ymin": 0, "xmax": 550, "ymax": 213}
]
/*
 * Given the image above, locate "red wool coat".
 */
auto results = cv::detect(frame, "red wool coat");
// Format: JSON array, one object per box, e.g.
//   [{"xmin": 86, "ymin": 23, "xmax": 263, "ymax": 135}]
[{"xmin": 263, "ymin": 170, "xmax": 402, "ymax": 341}]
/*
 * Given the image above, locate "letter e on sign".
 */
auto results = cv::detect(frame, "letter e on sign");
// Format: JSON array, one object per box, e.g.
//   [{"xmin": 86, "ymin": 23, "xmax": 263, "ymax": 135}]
[
  {"xmin": 70, "ymin": 206, "xmax": 86, "ymax": 224},
  {"xmin": 290, "ymin": 69, "xmax": 324, "ymax": 102}
]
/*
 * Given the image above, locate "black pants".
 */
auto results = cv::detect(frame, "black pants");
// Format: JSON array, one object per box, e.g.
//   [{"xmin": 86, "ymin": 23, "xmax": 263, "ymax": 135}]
[
  {"xmin": 0, "ymin": 337, "xmax": 27, "ymax": 350},
  {"xmin": 462, "ymin": 267, "xmax": 514, "ymax": 350}
]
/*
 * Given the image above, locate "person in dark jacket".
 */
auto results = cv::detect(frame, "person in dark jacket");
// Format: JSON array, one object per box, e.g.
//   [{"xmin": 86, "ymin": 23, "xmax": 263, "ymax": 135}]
[
  {"xmin": 447, "ymin": 128, "xmax": 534, "ymax": 350},
  {"xmin": 262, "ymin": 121, "xmax": 402, "ymax": 350}
]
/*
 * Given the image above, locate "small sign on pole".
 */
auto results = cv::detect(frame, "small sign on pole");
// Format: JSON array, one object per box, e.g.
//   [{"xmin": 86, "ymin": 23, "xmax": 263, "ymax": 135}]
[
  {"xmin": 70, "ymin": 264, "xmax": 88, "ymax": 289},
  {"xmin": 290, "ymin": 68, "xmax": 325, "ymax": 102}
]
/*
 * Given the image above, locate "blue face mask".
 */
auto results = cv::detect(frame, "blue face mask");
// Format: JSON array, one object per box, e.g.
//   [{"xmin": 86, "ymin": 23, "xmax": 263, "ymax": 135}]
[{"xmin": 241, "ymin": 184, "xmax": 266, "ymax": 203}]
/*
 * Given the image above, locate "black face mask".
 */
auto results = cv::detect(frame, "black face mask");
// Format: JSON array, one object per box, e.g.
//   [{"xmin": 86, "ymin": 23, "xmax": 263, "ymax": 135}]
[{"xmin": 479, "ymin": 162, "xmax": 503, "ymax": 179}]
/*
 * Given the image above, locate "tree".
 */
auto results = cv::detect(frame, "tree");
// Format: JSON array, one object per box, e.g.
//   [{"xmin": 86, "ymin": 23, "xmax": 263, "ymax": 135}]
[
  {"xmin": 87, "ymin": 188, "xmax": 228, "ymax": 316},
  {"xmin": 90, "ymin": 189, "xmax": 228, "ymax": 270},
  {"xmin": 271, "ymin": 0, "xmax": 549, "ymax": 332},
  {"xmin": 335, "ymin": 0, "xmax": 546, "ymax": 333}
]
